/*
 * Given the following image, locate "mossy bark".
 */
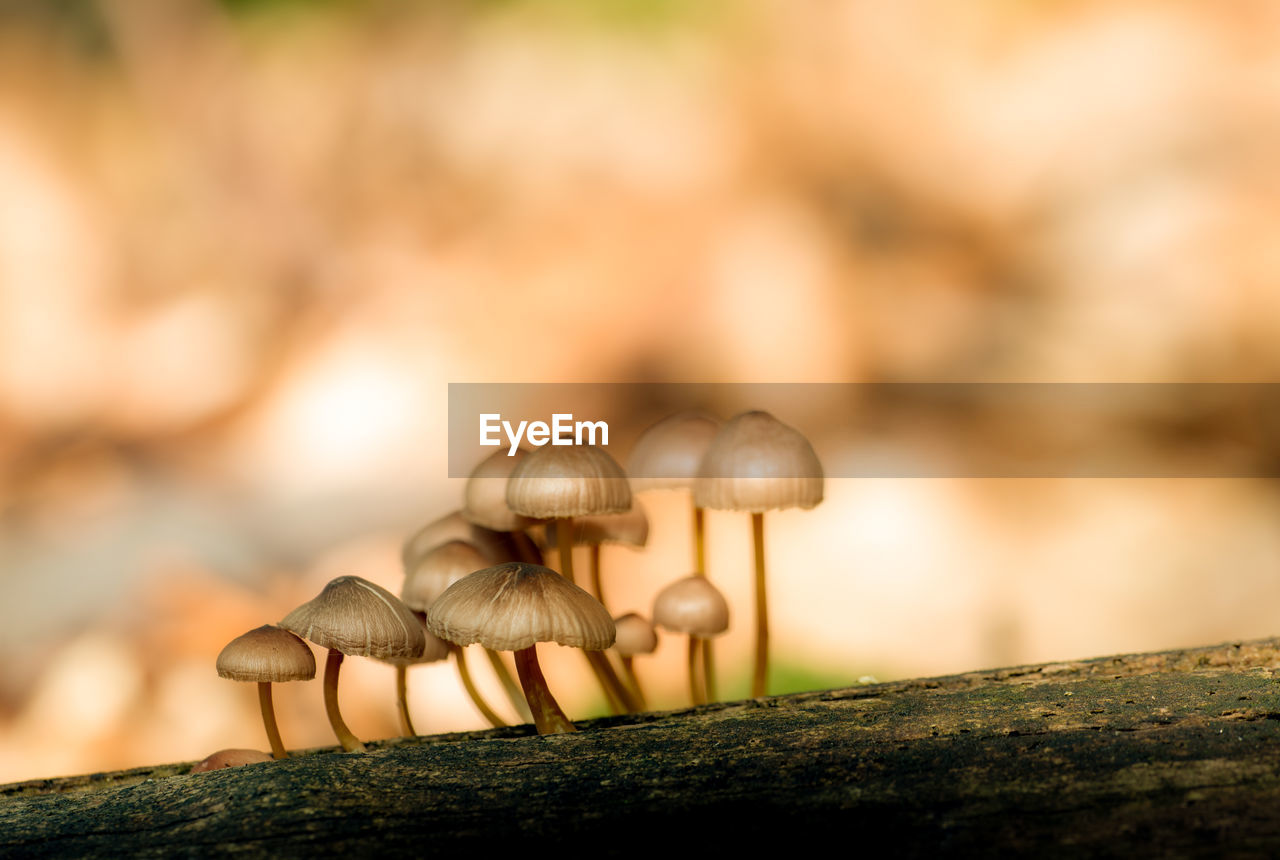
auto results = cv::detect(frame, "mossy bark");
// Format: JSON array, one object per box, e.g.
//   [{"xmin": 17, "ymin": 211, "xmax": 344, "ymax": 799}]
[{"xmin": 5, "ymin": 638, "xmax": 1280, "ymax": 857}]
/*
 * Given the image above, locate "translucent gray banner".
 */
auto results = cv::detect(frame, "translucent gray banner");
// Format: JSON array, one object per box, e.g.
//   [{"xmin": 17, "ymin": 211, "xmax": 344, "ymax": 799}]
[{"xmin": 448, "ymin": 383, "xmax": 1280, "ymax": 478}]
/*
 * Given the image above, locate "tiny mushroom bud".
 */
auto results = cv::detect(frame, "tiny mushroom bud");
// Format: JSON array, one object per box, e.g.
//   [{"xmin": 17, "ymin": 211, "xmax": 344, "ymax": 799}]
[{"xmin": 191, "ymin": 748, "xmax": 273, "ymax": 773}]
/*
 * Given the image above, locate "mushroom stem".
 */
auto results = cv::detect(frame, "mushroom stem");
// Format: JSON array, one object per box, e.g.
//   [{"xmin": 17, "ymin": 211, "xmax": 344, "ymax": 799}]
[
  {"xmin": 693, "ymin": 502, "xmax": 718, "ymax": 701},
  {"xmin": 687, "ymin": 636, "xmax": 706, "ymax": 706},
  {"xmin": 619, "ymin": 654, "xmax": 647, "ymax": 711},
  {"xmin": 751, "ymin": 511, "xmax": 769, "ymax": 698},
  {"xmin": 511, "ymin": 530, "xmax": 543, "ymax": 565},
  {"xmin": 323, "ymin": 649, "xmax": 365, "ymax": 753},
  {"xmin": 693, "ymin": 504, "xmax": 707, "ymax": 576},
  {"xmin": 702, "ymin": 638, "xmax": 718, "ymax": 703},
  {"xmin": 515, "ymin": 644, "xmax": 577, "ymax": 734},
  {"xmin": 454, "ymin": 646, "xmax": 508, "ymax": 728},
  {"xmin": 555, "ymin": 516, "xmax": 636, "ymax": 714},
  {"xmin": 256, "ymin": 682, "xmax": 287, "ymax": 760},
  {"xmin": 395, "ymin": 664, "xmax": 417, "ymax": 738},
  {"xmin": 484, "ymin": 648, "xmax": 534, "ymax": 723},
  {"xmin": 589, "ymin": 543, "xmax": 604, "ymax": 607}
]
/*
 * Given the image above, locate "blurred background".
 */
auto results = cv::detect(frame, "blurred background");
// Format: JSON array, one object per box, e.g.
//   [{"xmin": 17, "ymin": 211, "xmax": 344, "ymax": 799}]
[{"xmin": 4, "ymin": 0, "xmax": 1280, "ymax": 783}]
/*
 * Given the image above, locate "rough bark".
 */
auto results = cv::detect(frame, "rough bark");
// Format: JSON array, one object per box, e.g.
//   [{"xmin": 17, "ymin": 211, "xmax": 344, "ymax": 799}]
[{"xmin": 5, "ymin": 638, "xmax": 1280, "ymax": 857}]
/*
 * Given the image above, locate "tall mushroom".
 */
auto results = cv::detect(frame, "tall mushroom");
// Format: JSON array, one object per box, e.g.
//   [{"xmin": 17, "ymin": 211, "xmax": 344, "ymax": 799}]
[
  {"xmin": 612, "ymin": 612, "xmax": 658, "ymax": 711},
  {"xmin": 462, "ymin": 448, "xmax": 543, "ymax": 565},
  {"xmin": 695, "ymin": 410, "xmax": 823, "ymax": 698},
  {"xmin": 216, "ymin": 625, "xmax": 315, "ymax": 759},
  {"xmin": 280, "ymin": 575, "xmax": 425, "ymax": 752},
  {"xmin": 506, "ymin": 444, "xmax": 637, "ymax": 713},
  {"xmin": 426, "ymin": 562, "xmax": 615, "ymax": 735},
  {"xmin": 629, "ymin": 411, "xmax": 721, "ymax": 695}
]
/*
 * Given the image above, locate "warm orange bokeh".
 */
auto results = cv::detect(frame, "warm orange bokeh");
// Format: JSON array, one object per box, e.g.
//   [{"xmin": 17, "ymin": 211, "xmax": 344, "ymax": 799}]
[{"xmin": 3, "ymin": 0, "xmax": 1280, "ymax": 784}]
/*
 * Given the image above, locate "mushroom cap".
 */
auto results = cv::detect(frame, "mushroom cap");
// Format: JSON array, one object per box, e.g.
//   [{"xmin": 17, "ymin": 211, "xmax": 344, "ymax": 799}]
[
  {"xmin": 378, "ymin": 615, "xmax": 452, "ymax": 666},
  {"xmin": 280, "ymin": 575, "xmax": 426, "ymax": 660},
  {"xmin": 543, "ymin": 500, "xmax": 649, "ymax": 548},
  {"xmin": 613, "ymin": 612, "xmax": 658, "ymax": 656},
  {"xmin": 463, "ymin": 449, "xmax": 540, "ymax": 532},
  {"xmin": 401, "ymin": 511, "xmax": 512, "ymax": 571},
  {"xmin": 628, "ymin": 411, "xmax": 721, "ymax": 492},
  {"xmin": 216, "ymin": 625, "xmax": 316, "ymax": 683},
  {"xmin": 506, "ymin": 445, "xmax": 632, "ymax": 520},
  {"xmin": 191, "ymin": 748, "xmax": 273, "ymax": 772},
  {"xmin": 401, "ymin": 539, "xmax": 492, "ymax": 612},
  {"xmin": 425, "ymin": 562, "xmax": 615, "ymax": 652},
  {"xmin": 694, "ymin": 410, "xmax": 824, "ymax": 513},
  {"xmin": 652, "ymin": 575, "xmax": 730, "ymax": 637}
]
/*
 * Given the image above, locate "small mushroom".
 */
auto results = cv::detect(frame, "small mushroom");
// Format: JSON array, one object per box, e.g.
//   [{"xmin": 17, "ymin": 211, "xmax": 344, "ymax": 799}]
[
  {"xmin": 612, "ymin": 612, "xmax": 658, "ymax": 711},
  {"xmin": 696, "ymin": 410, "xmax": 822, "ymax": 698},
  {"xmin": 280, "ymin": 575, "xmax": 425, "ymax": 752},
  {"xmin": 652, "ymin": 574, "xmax": 730, "ymax": 706},
  {"xmin": 217, "ymin": 625, "xmax": 316, "ymax": 759},
  {"xmin": 426, "ymin": 562, "xmax": 615, "ymax": 734}
]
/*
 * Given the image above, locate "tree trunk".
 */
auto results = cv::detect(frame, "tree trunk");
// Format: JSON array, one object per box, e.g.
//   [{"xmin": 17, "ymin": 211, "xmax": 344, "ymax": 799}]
[{"xmin": 5, "ymin": 637, "xmax": 1280, "ymax": 857}]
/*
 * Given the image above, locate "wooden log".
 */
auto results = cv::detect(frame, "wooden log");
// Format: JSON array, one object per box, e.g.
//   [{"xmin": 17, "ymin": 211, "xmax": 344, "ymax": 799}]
[{"xmin": 5, "ymin": 637, "xmax": 1280, "ymax": 857}]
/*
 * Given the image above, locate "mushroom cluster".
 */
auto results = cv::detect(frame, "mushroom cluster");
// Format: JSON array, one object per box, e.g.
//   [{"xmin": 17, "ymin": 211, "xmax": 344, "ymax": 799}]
[{"xmin": 208, "ymin": 406, "xmax": 821, "ymax": 757}]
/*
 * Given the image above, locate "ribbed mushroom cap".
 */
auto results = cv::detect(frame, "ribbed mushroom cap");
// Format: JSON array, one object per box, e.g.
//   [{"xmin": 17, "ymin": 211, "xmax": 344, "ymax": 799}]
[
  {"xmin": 401, "ymin": 511, "xmax": 510, "ymax": 571},
  {"xmin": 628, "ymin": 411, "xmax": 721, "ymax": 492},
  {"xmin": 425, "ymin": 562, "xmax": 615, "ymax": 652},
  {"xmin": 379, "ymin": 618, "xmax": 451, "ymax": 666},
  {"xmin": 694, "ymin": 410, "xmax": 824, "ymax": 513},
  {"xmin": 280, "ymin": 576, "xmax": 426, "ymax": 660},
  {"xmin": 216, "ymin": 625, "xmax": 316, "ymax": 683},
  {"xmin": 401, "ymin": 539, "xmax": 492, "ymax": 612},
  {"xmin": 652, "ymin": 575, "xmax": 730, "ymax": 637},
  {"xmin": 463, "ymin": 449, "xmax": 540, "ymax": 532},
  {"xmin": 506, "ymin": 445, "xmax": 632, "ymax": 520},
  {"xmin": 613, "ymin": 612, "xmax": 658, "ymax": 656},
  {"xmin": 543, "ymin": 500, "xmax": 649, "ymax": 548}
]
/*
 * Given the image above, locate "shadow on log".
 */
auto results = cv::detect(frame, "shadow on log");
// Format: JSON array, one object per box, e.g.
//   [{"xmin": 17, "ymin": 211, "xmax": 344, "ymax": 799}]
[{"xmin": 5, "ymin": 638, "xmax": 1280, "ymax": 857}]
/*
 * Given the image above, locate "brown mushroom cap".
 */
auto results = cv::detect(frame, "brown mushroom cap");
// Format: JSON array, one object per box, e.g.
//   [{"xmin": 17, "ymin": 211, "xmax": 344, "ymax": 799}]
[
  {"xmin": 628, "ymin": 411, "xmax": 721, "ymax": 492},
  {"xmin": 613, "ymin": 612, "xmax": 658, "ymax": 656},
  {"xmin": 191, "ymin": 748, "xmax": 273, "ymax": 772},
  {"xmin": 280, "ymin": 575, "xmax": 426, "ymax": 660},
  {"xmin": 401, "ymin": 511, "xmax": 511, "ymax": 571},
  {"xmin": 401, "ymin": 539, "xmax": 492, "ymax": 612},
  {"xmin": 694, "ymin": 410, "xmax": 824, "ymax": 513},
  {"xmin": 216, "ymin": 625, "xmax": 316, "ymax": 683},
  {"xmin": 425, "ymin": 562, "xmax": 615, "ymax": 652},
  {"xmin": 652, "ymin": 575, "xmax": 730, "ymax": 637},
  {"xmin": 378, "ymin": 618, "xmax": 452, "ymax": 666},
  {"xmin": 506, "ymin": 445, "xmax": 632, "ymax": 520},
  {"xmin": 463, "ymin": 449, "xmax": 540, "ymax": 532},
  {"xmin": 543, "ymin": 500, "xmax": 649, "ymax": 548}
]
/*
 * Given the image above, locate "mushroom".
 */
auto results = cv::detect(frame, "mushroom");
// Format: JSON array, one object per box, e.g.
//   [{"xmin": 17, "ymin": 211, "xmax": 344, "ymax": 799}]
[
  {"xmin": 216, "ymin": 625, "xmax": 315, "ymax": 759},
  {"xmin": 280, "ymin": 575, "xmax": 425, "ymax": 752},
  {"xmin": 612, "ymin": 612, "xmax": 658, "ymax": 711},
  {"xmin": 402, "ymin": 510, "xmax": 518, "ymax": 571},
  {"xmin": 190, "ymin": 748, "xmax": 273, "ymax": 773},
  {"xmin": 426, "ymin": 562, "xmax": 615, "ymax": 734},
  {"xmin": 402, "ymin": 539, "xmax": 529, "ymax": 726},
  {"xmin": 695, "ymin": 410, "xmax": 823, "ymax": 698},
  {"xmin": 628, "ymin": 411, "xmax": 722, "ymax": 697},
  {"xmin": 462, "ymin": 449, "xmax": 543, "ymax": 564},
  {"xmin": 652, "ymin": 574, "xmax": 730, "ymax": 706},
  {"xmin": 506, "ymin": 444, "xmax": 637, "ymax": 713}
]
